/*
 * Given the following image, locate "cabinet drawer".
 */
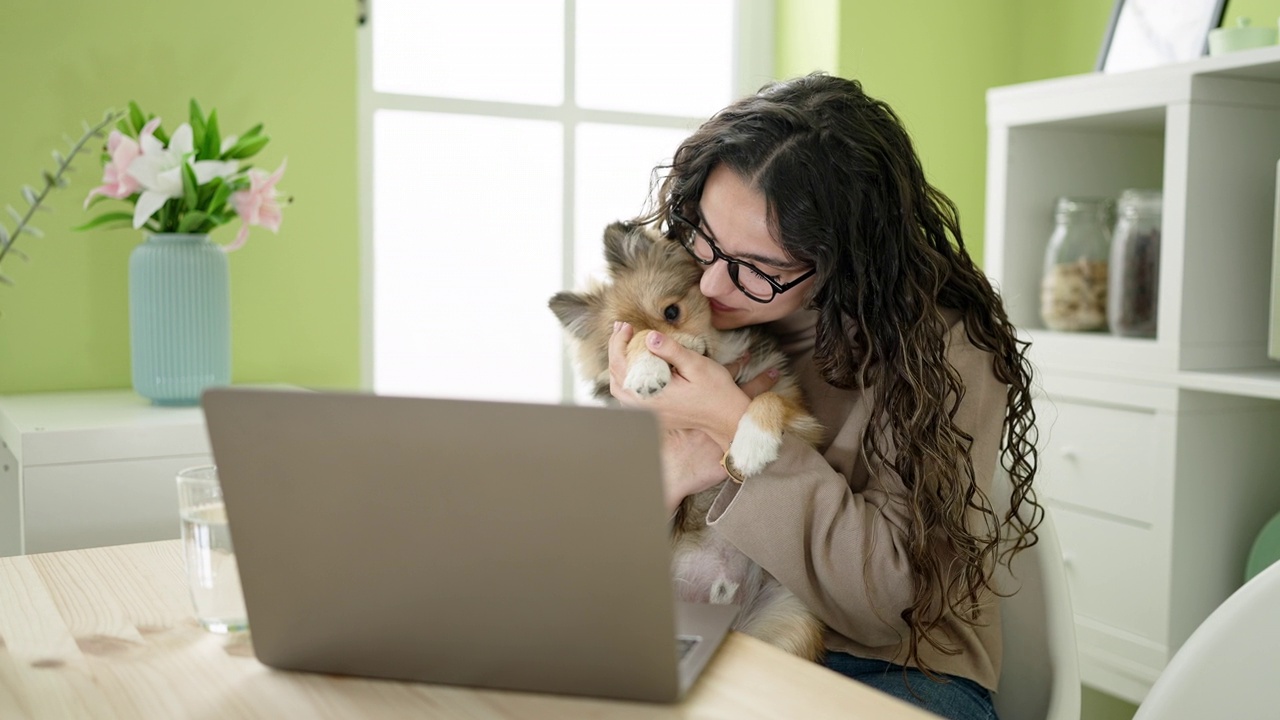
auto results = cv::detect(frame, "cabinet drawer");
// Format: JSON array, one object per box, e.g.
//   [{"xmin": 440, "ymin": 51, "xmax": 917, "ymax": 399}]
[
  {"xmin": 24, "ymin": 455, "xmax": 211, "ymax": 553},
  {"xmin": 1037, "ymin": 398, "xmax": 1161, "ymax": 524},
  {"xmin": 1051, "ymin": 504, "xmax": 1168, "ymax": 645}
]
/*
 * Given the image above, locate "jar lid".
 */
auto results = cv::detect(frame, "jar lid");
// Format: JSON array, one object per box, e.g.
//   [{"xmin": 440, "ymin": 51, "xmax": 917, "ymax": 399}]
[
  {"xmin": 1118, "ymin": 188, "xmax": 1162, "ymax": 215},
  {"xmin": 1055, "ymin": 196, "xmax": 1111, "ymax": 213}
]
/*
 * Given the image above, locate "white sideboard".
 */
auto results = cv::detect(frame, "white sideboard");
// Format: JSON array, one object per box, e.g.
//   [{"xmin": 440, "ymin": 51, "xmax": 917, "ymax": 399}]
[
  {"xmin": 985, "ymin": 47, "xmax": 1280, "ymax": 704},
  {"xmin": 0, "ymin": 389, "xmax": 212, "ymax": 556}
]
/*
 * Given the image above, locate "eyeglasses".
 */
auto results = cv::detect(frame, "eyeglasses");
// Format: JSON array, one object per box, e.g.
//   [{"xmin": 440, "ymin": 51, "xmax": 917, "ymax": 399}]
[{"xmin": 669, "ymin": 211, "xmax": 815, "ymax": 303}]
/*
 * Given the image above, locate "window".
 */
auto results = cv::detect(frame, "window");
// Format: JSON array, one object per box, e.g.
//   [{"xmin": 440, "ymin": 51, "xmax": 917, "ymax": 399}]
[{"xmin": 359, "ymin": 0, "xmax": 772, "ymax": 403}]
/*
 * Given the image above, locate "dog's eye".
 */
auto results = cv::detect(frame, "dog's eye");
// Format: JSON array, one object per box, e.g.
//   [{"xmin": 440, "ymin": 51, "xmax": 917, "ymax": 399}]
[{"xmin": 663, "ymin": 304, "xmax": 680, "ymax": 322}]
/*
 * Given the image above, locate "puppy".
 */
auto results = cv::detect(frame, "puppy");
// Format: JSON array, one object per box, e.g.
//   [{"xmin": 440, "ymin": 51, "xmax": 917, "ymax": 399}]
[{"xmin": 549, "ymin": 221, "xmax": 826, "ymax": 661}]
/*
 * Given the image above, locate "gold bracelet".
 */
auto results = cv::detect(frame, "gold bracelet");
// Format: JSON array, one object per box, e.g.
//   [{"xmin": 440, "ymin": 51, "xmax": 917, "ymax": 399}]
[{"xmin": 720, "ymin": 446, "xmax": 746, "ymax": 484}]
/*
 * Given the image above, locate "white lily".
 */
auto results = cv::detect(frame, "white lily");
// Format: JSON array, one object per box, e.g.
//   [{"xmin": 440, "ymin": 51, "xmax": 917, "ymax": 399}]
[{"xmin": 126, "ymin": 122, "xmax": 240, "ymax": 229}]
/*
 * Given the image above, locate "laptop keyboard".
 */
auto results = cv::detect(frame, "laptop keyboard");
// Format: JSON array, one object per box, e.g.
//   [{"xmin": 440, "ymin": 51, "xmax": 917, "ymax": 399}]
[{"xmin": 676, "ymin": 635, "xmax": 701, "ymax": 661}]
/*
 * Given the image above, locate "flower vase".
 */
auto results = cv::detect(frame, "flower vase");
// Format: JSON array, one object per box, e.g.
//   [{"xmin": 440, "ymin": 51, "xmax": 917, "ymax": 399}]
[{"xmin": 128, "ymin": 233, "xmax": 231, "ymax": 406}]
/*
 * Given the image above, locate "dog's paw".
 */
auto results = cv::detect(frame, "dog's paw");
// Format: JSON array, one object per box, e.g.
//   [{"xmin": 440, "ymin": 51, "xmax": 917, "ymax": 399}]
[
  {"xmin": 729, "ymin": 415, "xmax": 783, "ymax": 477},
  {"xmin": 624, "ymin": 353, "xmax": 671, "ymax": 397}
]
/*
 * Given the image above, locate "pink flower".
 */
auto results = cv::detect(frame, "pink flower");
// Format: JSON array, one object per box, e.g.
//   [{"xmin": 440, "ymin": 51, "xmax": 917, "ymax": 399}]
[
  {"xmin": 226, "ymin": 159, "xmax": 287, "ymax": 252},
  {"xmin": 83, "ymin": 130, "xmax": 143, "ymax": 207}
]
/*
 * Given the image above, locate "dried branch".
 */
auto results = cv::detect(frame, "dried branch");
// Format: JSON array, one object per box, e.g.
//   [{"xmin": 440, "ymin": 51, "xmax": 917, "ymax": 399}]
[{"xmin": 0, "ymin": 109, "xmax": 124, "ymax": 286}]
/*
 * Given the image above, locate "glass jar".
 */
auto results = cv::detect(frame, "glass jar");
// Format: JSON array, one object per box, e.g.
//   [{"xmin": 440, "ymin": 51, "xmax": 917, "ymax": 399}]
[
  {"xmin": 1107, "ymin": 189, "xmax": 1162, "ymax": 338},
  {"xmin": 1040, "ymin": 196, "xmax": 1113, "ymax": 332}
]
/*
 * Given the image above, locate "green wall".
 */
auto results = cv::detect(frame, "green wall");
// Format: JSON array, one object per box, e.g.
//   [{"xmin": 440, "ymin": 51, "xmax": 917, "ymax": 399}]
[
  {"xmin": 776, "ymin": 0, "xmax": 1118, "ymax": 265},
  {"xmin": 0, "ymin": 0, "xmax": 360, "ymax": 394}
]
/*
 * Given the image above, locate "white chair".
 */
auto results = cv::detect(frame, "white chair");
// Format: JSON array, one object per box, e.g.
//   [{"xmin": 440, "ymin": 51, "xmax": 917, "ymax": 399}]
[
  {"xmin": 1131, "ymin": 555, "xmax": 1280, "ymax": 720},
  {"xmin": 991, "ymin": 470, "xmax": 1081, "ymax": 720}
]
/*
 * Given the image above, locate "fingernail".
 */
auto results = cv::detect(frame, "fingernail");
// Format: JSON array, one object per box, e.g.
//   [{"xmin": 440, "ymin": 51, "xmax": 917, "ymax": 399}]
[
  {"xmin": 648, "ymin": 332, "xmax": 663, "ymax": 348},
  {"xmin": 767, "ymin": 368, "xmax": 779, "ymax": 379},
  {"xmin": 613, "ymin": 321, "xmax": 620, "ymax": 333}
]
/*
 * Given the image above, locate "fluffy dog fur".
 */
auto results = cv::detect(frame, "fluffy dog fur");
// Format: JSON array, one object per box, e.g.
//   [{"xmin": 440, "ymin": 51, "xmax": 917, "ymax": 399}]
[{"xmin": 549, "ymin": 221, "xmax": 826, "ymax": 661}]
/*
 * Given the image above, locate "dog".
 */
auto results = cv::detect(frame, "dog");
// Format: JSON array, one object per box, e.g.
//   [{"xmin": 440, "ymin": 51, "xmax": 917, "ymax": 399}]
[{"xmin": 548, "ymin": 221, "xmax": 826, "ymax": 661}]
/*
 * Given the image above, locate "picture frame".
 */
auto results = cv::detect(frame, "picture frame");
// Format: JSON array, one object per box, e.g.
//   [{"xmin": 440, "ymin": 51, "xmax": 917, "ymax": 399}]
[{"xmin": 1096, "ymin": 0, "xmax": 1229, "ymax": 73}]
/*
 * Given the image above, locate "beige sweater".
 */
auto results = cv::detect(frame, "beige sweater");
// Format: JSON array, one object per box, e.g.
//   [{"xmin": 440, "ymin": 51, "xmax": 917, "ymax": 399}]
[{"xmin": 707, "ymin": 309, "xmax": 1007, "ymax": 691}]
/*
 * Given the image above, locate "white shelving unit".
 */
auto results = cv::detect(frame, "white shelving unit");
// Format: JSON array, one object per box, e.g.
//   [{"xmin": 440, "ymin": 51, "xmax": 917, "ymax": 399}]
[
  {"xmin": 0, "ymin": 389, "xmax": 212, "ymax": 556},
  {"xmin": 986, "ymin": 46, "xmax": 1280, "ymax": 704}
]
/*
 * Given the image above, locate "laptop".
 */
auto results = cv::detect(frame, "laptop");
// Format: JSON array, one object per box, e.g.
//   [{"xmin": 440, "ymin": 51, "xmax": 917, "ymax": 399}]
[{"xmin": 200, "ymin": 387, "xmax": 738, "ymax": 703}]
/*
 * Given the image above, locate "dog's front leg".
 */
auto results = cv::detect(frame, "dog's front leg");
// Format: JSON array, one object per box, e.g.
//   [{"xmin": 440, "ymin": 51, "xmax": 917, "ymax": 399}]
[{"xmin": 623, "ymin": 330, "xmax": 671, "ymax": 397}]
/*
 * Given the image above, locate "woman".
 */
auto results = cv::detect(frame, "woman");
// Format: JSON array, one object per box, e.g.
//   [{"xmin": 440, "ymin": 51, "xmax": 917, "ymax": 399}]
[{"xmin": 607, "ymin": 73, "xmax": 1041, "ymax": 720}]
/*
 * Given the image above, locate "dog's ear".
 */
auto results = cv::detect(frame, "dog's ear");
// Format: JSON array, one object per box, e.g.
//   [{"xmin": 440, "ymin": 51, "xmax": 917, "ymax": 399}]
[
  {"xmin": 602, "ymin": 221, "xmax": 653, "ymax": 272},
  {"xmin": 548, "ymin": 289, "xmax": 600, "ymax": 339}
]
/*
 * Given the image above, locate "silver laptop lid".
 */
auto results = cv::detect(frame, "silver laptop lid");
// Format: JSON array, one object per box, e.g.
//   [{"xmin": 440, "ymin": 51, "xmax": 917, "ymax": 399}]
[{"xmin": 201, "ymin": 387, "xmax": 683, "ymax": 702}]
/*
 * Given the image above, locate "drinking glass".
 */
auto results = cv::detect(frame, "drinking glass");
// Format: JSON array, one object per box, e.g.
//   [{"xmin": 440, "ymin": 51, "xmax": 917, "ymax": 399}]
[{"xmin": 176, "ymin": 465, "xmax": 247, "ymax": 633}]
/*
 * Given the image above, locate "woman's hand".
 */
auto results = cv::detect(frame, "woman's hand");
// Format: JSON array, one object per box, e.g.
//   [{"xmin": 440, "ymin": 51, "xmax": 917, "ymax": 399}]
[
  {"xmin": 609, "ymin": 322, "xmax": 751, "ymax": 446},
  {"xmin": 609, "ymin": 322, "xmax": 780, "ymax": 512},
  {"xmin": 659, "ymin": 428, "xmax": 728, "ymax": 513}
]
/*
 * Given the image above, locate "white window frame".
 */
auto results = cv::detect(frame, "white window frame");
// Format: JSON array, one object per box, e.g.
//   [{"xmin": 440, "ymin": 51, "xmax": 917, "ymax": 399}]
[{"xmin": 356, "ymin": 0, "xmax": 774, "ymax": 400}]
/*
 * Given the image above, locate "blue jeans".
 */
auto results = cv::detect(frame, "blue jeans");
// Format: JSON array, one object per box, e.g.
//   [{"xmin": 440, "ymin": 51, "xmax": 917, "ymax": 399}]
[{"xmin": 823, "ymin": 652, "xmax": 998, "ymax": 720}]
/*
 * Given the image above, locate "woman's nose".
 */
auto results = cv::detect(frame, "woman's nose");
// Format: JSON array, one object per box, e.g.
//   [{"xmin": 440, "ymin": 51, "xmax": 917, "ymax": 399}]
[{"xmin": 700, "ymin": 259, "xmax": 734, "ymax": 297}]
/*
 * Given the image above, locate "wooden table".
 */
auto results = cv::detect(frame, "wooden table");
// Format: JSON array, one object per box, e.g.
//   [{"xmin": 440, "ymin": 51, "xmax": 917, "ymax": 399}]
[{"xmin": 0, "ymin": 541, "xmax": 938, "ymax": 719}]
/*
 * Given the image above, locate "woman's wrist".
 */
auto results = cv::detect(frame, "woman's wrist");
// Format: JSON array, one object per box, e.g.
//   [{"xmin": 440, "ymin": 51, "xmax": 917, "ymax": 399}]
[{"xmin": 706, "ymin": 393, "xmax": 751, "ymax": 451}]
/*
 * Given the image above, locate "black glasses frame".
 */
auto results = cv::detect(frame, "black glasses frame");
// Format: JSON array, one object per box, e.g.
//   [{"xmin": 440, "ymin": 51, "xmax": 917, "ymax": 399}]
[{"xmin": 669, "ymin": 211, "xmax": 815, "ymax": 304}]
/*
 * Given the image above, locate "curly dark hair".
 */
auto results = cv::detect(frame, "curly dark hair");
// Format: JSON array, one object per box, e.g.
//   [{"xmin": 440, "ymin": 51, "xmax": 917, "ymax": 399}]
[{"xmin": 636, "ymin": 73, "xmax": 1042, "ymax": 675}]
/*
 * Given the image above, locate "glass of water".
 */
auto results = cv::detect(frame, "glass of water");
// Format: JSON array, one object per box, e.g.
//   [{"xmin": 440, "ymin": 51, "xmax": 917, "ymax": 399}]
[{"xmin": 176, "ymin": 465, "xmax": 247, "ymax": 633}]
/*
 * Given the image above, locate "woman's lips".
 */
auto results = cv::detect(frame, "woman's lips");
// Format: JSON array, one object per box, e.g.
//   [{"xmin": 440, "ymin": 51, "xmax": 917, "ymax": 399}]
[{"xmin": 708, "ymin": 298, "xmax": 735, "ymax": 314}]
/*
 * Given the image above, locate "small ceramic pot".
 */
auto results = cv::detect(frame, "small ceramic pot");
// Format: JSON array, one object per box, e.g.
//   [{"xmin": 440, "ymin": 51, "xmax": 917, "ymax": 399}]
[{"xmin": 1208, "ymin": 17, "xmax": 1278, "ymax": 56}]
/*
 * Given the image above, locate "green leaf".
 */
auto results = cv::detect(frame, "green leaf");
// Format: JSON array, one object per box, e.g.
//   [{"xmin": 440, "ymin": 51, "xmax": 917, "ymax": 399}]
[
  {"xmin": 210, "ymin": 180, "xmax": 233, "ymax": 212},
  {"xmin": 152, "ymin": 123, "xmax": 169, "ymax": 146},
  {"xmin": 189, "ymin": 98, "xmax": 206, "ymax": 127},
  {"xmin": 128, "ymin": 100, "xmax": 146, "ymax": 136},
  {"xmin": 178, "ymin": 210, "xmax": 210, "ymax": 234},
  {"xmin": 190, "ymin": 99, "xmax": 207, "ymax": 159},
  {"xmin": 203, "ymin": 109, "xmax": 221, "ymax": 160},
  {"xmin": 72, "ymin": 211, "xmax": 135, "ymax": 232},
  {"xmin": 0, "ymin": 274, "xmax": 14, "ymax": 288},
  {"xmin": 81, "ymin": 190, "xmax": 129, "ymax": 210},
  {"xmin": 197, "ymin": 176, "xmax": 222, "ymax": 208},
  {"xmin": 181, "ymin": 162, "xmax": 199, "ymax": 211},
  {"xmin": 224, "ymin": 135, "xmax": 269, "ymax": 160},
  {"xmin": 240, "ymin": 122, "xmax": 264, "ymax": 140}
]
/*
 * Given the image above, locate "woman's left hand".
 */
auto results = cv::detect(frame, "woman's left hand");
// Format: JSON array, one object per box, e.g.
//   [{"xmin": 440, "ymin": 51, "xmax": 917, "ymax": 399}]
[{"xmin": 608, "ymin": 322, "xmax": 751, "ymax": 449}]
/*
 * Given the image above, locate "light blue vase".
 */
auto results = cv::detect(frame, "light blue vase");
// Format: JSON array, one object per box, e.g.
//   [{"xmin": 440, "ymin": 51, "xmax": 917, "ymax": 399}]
[{"xmin": 128, "ymin": 233, "xmax": 231, "ymax": 406}]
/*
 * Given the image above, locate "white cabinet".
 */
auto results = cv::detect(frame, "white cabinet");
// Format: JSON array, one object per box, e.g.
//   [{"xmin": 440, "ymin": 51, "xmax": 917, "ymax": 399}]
[
  {"xmin": 986, "ymin": 47, "xmax": 1280, "ymax": 703},
  {"xmin": 0, "ymin": 389, "xmax": 212, "ymax": 556}
]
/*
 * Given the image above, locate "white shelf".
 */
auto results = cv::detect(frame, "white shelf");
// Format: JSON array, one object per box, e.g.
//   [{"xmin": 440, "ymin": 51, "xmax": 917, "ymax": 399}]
[
  {"xmin": 1176, "ymin": 368, "xmax": 1280, "ymax": 401},
  {"xmin": 986, "ymin": 48, "xmax": 1280, "ymax": 704},
  {"xmin": 0, "ymin": 389, "xmax": 212, "ymax": 556},
  {"xmin": 988, "ymin": 45, "xmax": 1280, "ymax": 129},
  {"xmin": 1023, "ymin": 329, "xmax": 1176, "ymax": 375},
  {"xmin": 0, "ymin": 388, "xmax": 209, "ymax": 466}
]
